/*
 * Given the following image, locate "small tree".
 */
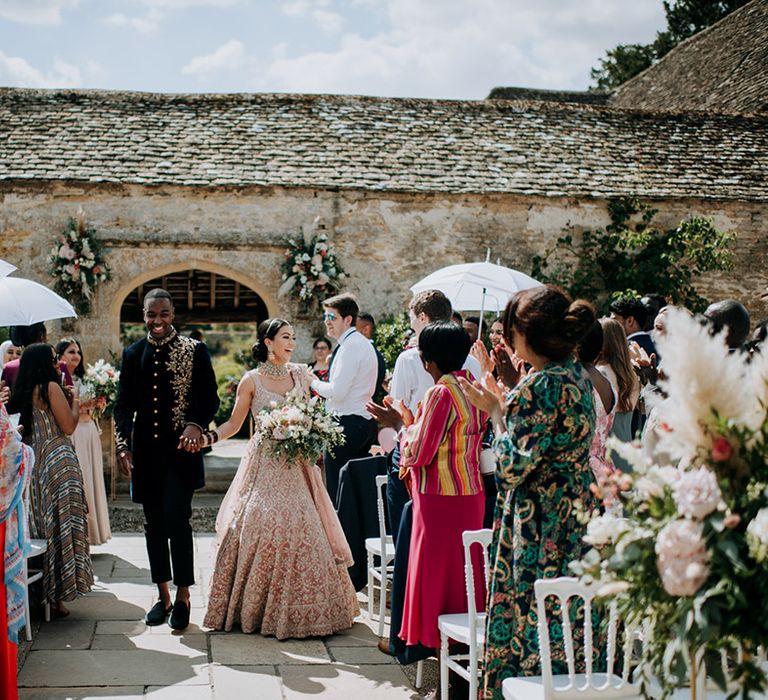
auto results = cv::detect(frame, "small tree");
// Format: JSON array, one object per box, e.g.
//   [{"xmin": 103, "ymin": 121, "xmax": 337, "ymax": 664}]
[{"xmin": 530, "ymin": 195, "xmax": 734, "ymax": 312}]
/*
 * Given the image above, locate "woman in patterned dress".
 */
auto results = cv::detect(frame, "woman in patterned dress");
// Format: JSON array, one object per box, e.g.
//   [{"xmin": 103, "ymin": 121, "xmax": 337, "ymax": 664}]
[
  {"xmin": 7, "ymin": 344, "xmax": 93, "ymax": 617},
  {"xmin": 202, "ymin": 319, "xmax": 358, "ymax": 639},
  {"xmin": 459, "ymin": 285, "xmax": 598, "ymax": 700}
]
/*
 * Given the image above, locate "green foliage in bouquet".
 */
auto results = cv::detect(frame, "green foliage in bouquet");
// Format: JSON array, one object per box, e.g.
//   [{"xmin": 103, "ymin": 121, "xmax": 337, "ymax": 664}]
[
  {"xmin": 572, "ymin": 309, "xmax": 768, "ymax": 698},
  {"xmin": 48, "ymin": 213, "xmax": 111, "ymax": 315}
]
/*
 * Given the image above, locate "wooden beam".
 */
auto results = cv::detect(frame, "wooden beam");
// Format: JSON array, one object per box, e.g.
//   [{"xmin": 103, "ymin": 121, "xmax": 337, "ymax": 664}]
[
  {"xmin": 210, "ymin": 273, "xmax": 216, "ymax": 310},
  {"xmin": 187, "ymin": 270, "xmax": 194, "ymax": 309},
  {"xmin": 234, "ymin": 281, "xmax": 240, "ymax": 308}
]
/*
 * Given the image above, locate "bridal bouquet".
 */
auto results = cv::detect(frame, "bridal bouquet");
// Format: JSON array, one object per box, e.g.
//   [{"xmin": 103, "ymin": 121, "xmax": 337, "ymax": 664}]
[
  {"xmin": 572, "ymin": 308, "xmax": 768, "ymax": 698},
  {"xmin": 254, "ymin": 391, "xmax": 345, "ymax": 463},
  {"xmin": 81, "ymin": 359, "xmax": 120, "ymax": 421}
]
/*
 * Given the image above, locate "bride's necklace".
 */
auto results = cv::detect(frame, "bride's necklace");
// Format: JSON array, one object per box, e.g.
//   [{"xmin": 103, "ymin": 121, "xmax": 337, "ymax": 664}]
[{"xmin": 260, "ymin": 361, "xmax": 289, "ymax": 378}]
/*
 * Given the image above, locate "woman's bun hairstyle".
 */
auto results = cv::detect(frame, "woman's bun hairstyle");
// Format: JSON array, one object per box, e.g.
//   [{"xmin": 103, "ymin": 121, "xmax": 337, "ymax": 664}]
[
  {"xmin": 502, "ymin": 285, "xmax": 596, "ymax": 361},
  {"xmin": 252, "ymin": 318, "xmax": 290, "ymax": 362}
]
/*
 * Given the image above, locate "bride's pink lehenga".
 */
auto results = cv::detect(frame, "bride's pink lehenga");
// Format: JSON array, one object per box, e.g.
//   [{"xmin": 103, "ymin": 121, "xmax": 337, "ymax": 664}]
[{"xmin": 203, "ymin": 366, "xmax": 359, "ymax": 639}]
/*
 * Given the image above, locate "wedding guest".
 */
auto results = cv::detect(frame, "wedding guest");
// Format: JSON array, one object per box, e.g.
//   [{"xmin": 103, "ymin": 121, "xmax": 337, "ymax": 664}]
[
  {"xmin": 1, "ymin": 324, "xmax": 73, "ymax": 393},
  {"xmin": 7, "ymin": 344, "xmax": 93, "ymax": 618},
  {"xmin": 704, "ymin": 299, "xmax": 751, "ymax": 351},
  {"xmin": 576, "ymin": 322, "xmax": 616, "ymax": 487},
  {"xmin": 202, "ymin": 318, "xmax": 358, "ymax": 638},
  {"xmin": 0, "ymin": 402, "xmax": 33, "ymax": 700},
  {"xmin": 55, "ymin": 338, "xmax": 112, "ymax": 546},
  {"xmin": 640, "ymin": 293, "xmax": 666, "ymax": 332},
  {"xmin": 311, "ymin": 293, "xmax": 378, "ymax": 503},
  {"xmin": 459, "ymin": 285, "xmax": 597, "ymax": 698},
  {"xmin": 598, "ymin": 318, "xmax": 640, "ymax": 470},
  {"xmin": 451, "ymin": 311, "xmax": 464, "ymax": 326},
  {"xmin": 113, "ymin": 288, "xmax": 219, "ymax": 631},
  {"xmin": 463, "ymin": 316, "xmax": 480, "ymax": 344},
  {"xmin": 309, "ymin": 336, "xmax": 332, "ymax": 382},
  {"xmin": 356, "ymin": 312, "xmax": 387, "ymax": 400},
  {"xmin": 488, "ymin": 317, "xmax": 504, "ymax": 349},
  {"xmin": 398, "ymin": 322, "xmax": 487, "ymax": 655},
  {"xmin": 609, "ymin": 297, "xmax": 656, "ymax": 358},
  {"xmin": 0, "ymin": 341, "xmax": 21, "ymax": 369}
]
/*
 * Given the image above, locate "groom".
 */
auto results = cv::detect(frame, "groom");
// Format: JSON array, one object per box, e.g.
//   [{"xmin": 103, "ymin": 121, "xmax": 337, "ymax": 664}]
[{"xmin": 113, "ymin": 288, "xmax": 219, "ymax": 630}]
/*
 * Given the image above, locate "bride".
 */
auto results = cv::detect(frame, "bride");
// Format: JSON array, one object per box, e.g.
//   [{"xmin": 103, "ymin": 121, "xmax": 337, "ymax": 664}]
[{"xmin": 201, "ymin": 318, "xmax": 359, "ymax": 638}]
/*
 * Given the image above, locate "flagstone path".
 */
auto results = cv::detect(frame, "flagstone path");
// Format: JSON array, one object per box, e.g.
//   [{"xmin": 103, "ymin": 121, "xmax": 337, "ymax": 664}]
[{"xmin": 18, "ymin": 534, "xmax": 431, "ymax": 699}]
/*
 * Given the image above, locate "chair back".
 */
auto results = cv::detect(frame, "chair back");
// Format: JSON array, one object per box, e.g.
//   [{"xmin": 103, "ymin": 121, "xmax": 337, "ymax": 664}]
[
  {"xmin": 534, "ymin": 576, "xmax": 637, "ymax": 696},
  {"xmin": 374, "ymin": 474, "xmax": 388, "ymax": 543},
  {"xmin": 462, "ymin": 528, "xmax": 492, "ymax": 639}
]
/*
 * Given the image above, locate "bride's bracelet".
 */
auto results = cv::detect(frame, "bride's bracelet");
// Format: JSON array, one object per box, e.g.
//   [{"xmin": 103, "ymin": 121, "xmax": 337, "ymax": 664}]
[{"xmin": 201, "ymin": 429, "xmax": 219, "ymax": 448}]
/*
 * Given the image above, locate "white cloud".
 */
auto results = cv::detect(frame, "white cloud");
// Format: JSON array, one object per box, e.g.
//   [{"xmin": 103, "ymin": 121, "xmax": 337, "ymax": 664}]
[
  {"xmin": 254, "ymin": 0, "xmax": 666, "ymax": 97},
  {"xmin": 102, "ymin": 9, "xmax": 165, "ymax": 34},
  {"xmin": 0, "ymin": 0, "xmax": 80, "ymax": 25},
  {"xmin": 182, "ymin": 39, "xmax": 248, "ymax": 80},
  {"xmin": 99, "ymin": 0, "xmax": 242, "ymax": 34},
  {"xmin": 0, "ymin": 51, "xmax": 82, "ymax": 87},
  {"xmin": 280, "ymin": 0, "xmax": 343, "ymax": 34}
]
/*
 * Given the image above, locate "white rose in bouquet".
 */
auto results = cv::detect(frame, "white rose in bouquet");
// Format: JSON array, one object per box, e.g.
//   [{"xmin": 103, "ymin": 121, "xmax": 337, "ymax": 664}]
[{"xmin": 672, "ymin": 467, "xmax": 723, "ymax": 519}]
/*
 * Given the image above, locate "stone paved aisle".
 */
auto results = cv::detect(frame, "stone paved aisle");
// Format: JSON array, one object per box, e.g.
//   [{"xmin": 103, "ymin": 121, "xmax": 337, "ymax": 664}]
[{"xmin": 18, "ymin": 534, "xmax": 428, "ymax": 699}]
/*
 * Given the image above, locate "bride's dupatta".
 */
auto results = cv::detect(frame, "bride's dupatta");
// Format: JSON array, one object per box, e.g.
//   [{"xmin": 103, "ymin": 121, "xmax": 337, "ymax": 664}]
[{"xmin": 0, "ymin": 405, "xmax": 33, "ymax": 642}]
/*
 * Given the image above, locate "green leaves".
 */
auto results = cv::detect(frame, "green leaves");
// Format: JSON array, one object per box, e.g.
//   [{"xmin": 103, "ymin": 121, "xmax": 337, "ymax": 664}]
[{"xmin": 530, "ymin": 195, "xmax": 734, "ymax": 313}]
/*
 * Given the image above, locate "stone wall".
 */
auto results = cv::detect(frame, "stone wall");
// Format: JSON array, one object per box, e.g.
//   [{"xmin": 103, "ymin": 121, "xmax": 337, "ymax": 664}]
[{"xmin": 1, "ymin": 180, "xmax": 766, "ymax": 365}]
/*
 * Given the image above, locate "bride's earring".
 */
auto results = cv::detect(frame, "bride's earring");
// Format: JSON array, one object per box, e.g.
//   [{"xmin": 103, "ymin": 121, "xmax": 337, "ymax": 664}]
[{"xmin": 268, "ymin": 346, "xmax": 275, "ymax": 361}]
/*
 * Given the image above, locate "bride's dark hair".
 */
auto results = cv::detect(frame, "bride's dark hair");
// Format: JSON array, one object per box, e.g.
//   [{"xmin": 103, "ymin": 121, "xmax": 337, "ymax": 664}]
[{"xmin": 252, "ymin": 318, "xmax": 290, "ymax": 362}]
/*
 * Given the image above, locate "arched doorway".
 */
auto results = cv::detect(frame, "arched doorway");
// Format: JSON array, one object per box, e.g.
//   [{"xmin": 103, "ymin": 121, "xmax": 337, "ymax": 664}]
[{"xmin": 119, "ymin": 269, "xmax": 269, "ymax": 326}]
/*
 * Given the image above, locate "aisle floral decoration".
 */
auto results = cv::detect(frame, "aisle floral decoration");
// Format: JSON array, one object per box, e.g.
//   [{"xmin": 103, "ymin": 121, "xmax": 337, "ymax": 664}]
[
  {"xmin": 572, "ymin": 308, "xmax": 768, "ymax": 698},
  {"xmin": 47, "ymin": 212, "xmax": 111, "ymax": 315},
  {"xmin": 279, "ymin": 226, "xmax": 346, "ymax": 312},
  {"xmin": 254, "ymin": 387, "xmax": 344, "ymax": 463},
  {"xmin": 81, "ymin": 360, "xmax": 120, "ymax": 422}
]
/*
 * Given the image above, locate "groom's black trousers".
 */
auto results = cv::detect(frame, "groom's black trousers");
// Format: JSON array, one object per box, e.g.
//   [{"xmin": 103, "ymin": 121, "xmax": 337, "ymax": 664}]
[
  {"xmin": 142, "ymin": 467, "xmax": 196, "ymax": 587},
  {"xmin": 324, "ymin": 414, "xmax": 377, "ymax": 506}
]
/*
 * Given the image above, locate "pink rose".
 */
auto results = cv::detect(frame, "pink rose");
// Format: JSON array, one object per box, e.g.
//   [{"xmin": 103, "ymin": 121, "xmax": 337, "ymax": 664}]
[
  {"xmin": 672, "ymin": 467, "xmax": 722, "ymax": 519},
  {"xmin": 655, "ymin": 519, "xmax": 710, "ymax": 597},
  {"xmin": 712, "ymin": 437, "xmax": 733, "ymax": 462}
]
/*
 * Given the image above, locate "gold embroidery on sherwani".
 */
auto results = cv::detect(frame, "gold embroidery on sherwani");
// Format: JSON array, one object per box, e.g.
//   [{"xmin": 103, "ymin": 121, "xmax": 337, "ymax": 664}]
[{"xmin": 167, "ymin": 335, "xmax": 197, "ymax": 430}]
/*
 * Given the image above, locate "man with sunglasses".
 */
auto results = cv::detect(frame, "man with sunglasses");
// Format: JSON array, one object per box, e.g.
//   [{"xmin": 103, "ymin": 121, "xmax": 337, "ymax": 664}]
[{"xmin": 311, "ymin": 292, "xmax": 378, "ymax": 504}]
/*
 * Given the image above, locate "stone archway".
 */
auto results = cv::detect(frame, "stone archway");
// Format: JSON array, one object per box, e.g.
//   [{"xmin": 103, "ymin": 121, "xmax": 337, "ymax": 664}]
[{"xmin": 108, "ymin": 260, "xmax": 277, "ymax": 339}]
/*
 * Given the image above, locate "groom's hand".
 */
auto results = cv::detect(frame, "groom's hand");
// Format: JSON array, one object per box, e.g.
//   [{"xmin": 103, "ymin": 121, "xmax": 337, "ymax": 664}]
[{"xmin": 178, "ymin": 424, "xmax": 203, "ymax": 452}]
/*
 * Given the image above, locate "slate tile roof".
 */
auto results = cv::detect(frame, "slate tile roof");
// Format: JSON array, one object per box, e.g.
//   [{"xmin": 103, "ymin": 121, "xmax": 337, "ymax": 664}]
[
  {"xmin": 487, "ymin": 87, "xmax": 611, "ymax": 105},
  {"xmin": 0, "ymin": 87, "xmax": 766, "ymax": 200},
  {"xmin": 610, "ymin": 0, "xmax": 768, "ymax": 115}
]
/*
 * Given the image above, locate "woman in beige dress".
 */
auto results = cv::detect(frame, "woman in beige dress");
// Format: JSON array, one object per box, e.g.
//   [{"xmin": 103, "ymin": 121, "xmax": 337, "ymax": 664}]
[
  {"xmin": 56, "ymin": 339, "xmax": 112, "ymax": 545},
  {"xmin": 202, "ymin": 318, "xmax": 358, "ymax": 639}
]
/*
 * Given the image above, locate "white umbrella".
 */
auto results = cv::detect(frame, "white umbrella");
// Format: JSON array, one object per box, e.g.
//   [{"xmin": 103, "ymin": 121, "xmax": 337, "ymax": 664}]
[
  {"xmin": 410, "ymin": 255, "xmax": 542, "ymax": 335},
  {"xmin": 0, "ymin": 260, "xmax": 17, "ymax": 278},
  {"xmin": 0, "ymin": 276, "xmax": 77, "ymax": 325}
]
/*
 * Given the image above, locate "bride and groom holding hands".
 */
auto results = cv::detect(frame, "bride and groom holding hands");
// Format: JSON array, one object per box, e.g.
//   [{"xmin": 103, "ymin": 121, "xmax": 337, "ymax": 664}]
[{"xmin": 113, "ymin": 288, "xmax": 380, "ymax": 636}]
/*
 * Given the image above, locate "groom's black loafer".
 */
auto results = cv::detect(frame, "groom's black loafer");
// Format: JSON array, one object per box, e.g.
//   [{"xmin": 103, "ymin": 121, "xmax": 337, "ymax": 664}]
[
  {"xmin": 144, "ymin": 601, "xmax": 172, "ymax": 626},
  {"xmin": 169, "ymin": 600, "xmax": 191, "ymax": 631}
]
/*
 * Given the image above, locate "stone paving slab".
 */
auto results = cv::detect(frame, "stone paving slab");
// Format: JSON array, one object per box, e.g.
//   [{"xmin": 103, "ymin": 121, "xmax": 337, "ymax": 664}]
[
  {"xmin": 18, "ymin": 534, "xmax": 430, "ymax": 698},
  {"xmin": 279, "ymin": 664, "xmax": 420, "ymax": 699},
  {"xmin": 31, "ymin": 620, "xmax": 96, "ymax": 650},
  {"xmin": 209, "ymin": 634, "xmax": 331, "ymax": 665},
  {"xmin": 18, "ymin": 649, "xmax": 209, "ymax": 687},
  {"xmin": 209, "ymin": 664, "xmax": 282, "ymax": 699},
  {"xmin": 19, "ymin": 687, "xmax": 145, "ymax": 699}
]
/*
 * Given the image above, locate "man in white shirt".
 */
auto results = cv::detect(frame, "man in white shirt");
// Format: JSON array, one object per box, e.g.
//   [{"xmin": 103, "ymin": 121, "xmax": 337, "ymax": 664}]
[{"xmin": 311, "ymin": 292, "xmax": 378, "ymax": 504}]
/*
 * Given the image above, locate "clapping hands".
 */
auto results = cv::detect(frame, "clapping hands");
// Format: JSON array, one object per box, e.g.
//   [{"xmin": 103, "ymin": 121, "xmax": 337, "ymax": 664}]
[{"xmin": 366, "ymin": 395, "xmax": 414, "ymax": 431}]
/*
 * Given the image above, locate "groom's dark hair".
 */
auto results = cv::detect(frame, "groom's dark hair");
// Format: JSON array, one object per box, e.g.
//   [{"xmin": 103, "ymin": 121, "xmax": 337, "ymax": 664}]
[{"xmin": 143, "ymin": 288, "xmax": 174, "ymax": 307}]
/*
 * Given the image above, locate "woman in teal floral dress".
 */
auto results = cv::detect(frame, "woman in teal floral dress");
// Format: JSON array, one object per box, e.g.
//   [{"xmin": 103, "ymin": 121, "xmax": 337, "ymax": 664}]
[{"xmin": 459, "ymin": 285, "xmax": 598, "ymax": 700}]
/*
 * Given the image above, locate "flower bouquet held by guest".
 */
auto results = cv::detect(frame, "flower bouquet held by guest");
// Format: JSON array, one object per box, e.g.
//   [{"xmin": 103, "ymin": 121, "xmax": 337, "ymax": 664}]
[
  {"xmin": 397, "ymin": 321, "xmax": 488, "ymax": 653},
  {"xmin": 7, "ymin": 344, "xmax": 93, "ymax": 618},
  {"xmin": 459, "ymin": 285, "xmax": 597, "ymax": 700},
  {"xmin": 56, "ymin": 339, "xmax": 112, "ymax": 546},
  {"xmin": 202, "ymin": 318, "xmax": 358, "ymax": 639}
]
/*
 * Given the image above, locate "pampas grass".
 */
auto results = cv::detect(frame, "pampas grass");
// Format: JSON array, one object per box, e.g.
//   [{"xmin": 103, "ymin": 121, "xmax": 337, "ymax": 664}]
[{"xmin": 655, "ymin": 308, "xmax": 756, "ymax": 460}]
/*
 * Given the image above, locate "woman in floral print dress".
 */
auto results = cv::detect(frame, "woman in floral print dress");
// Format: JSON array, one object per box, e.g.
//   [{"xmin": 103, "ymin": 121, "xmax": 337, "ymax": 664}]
[{"xmin": 459, "ymin": 285, "xmax": 598, "ymax": 700}]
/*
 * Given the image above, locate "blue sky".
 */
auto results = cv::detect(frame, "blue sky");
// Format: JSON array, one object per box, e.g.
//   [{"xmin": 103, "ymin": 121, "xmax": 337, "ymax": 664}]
[{"xmin": 0, "ymin": 0, "xmax": 667, "ymax": 99}]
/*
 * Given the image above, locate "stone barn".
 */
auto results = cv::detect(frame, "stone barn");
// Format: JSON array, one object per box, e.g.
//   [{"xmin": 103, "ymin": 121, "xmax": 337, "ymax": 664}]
[{"xmin": 1, "ymin": 87, "xmax": 766, "ymax": 364}]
